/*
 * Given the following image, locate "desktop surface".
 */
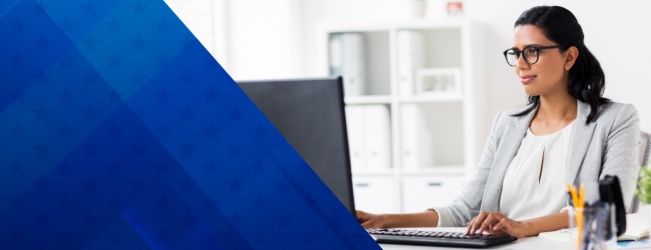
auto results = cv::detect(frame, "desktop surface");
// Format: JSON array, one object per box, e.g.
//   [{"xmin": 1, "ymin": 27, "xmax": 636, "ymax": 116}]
[{"xmin": 377, "ymin": 228, "xmax": 569, "ymax": 250}]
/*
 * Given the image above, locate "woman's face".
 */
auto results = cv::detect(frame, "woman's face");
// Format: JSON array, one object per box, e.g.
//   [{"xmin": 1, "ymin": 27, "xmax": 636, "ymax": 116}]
[{"xmin": 512, "ymin": 25, "xmax": 571, "ymax": 97}]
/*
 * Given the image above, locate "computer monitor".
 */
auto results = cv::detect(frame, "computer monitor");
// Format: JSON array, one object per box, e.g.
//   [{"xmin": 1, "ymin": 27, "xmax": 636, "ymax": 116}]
[{"xmin": 237, "ymin": 77, "xmax": 356, "ymax": 215}]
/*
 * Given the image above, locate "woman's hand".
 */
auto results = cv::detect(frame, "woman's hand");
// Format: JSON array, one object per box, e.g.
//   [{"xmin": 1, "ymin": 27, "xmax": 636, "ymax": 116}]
[
  {"xmin": 356, "ymin": 210, "xmax": 440, "ymax": 228},
  {"xmin": 466, "ymin": 212, "xmax": 530, "ymax": 238},
  {"xmin": 355, "ymin": 210, "xmax": 388, "ymax": 228}
]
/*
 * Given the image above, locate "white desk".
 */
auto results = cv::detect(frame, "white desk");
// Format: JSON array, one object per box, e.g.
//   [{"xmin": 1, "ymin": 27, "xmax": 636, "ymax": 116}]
[{"xmin": 376, "ymin": 227, "xmax": 571, "ymax": 250}]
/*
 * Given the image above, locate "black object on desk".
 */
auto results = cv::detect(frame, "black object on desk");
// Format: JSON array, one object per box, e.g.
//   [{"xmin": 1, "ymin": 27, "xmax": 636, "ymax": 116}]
[
  {"xmin": 599, "ymin": 175, "xmax": 627, "ymax": 238},
  {"xmin": 367, "ymin": 228, "xmax": 517, "ymax": 248},
  {"xmin": 237, "ymin": 77, "xmax": 356, "ymax": 216}
]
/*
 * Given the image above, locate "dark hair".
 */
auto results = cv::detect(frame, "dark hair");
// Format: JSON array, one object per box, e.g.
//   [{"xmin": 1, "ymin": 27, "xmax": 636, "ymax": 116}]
[{"xmin": 512, "ymin": 6, "xmax": 610, "ymax": 124}]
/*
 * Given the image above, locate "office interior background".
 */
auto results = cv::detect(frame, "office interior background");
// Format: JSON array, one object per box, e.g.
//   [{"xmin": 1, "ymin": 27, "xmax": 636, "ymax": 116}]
[{"xmin": 164, "ymin": 0, "xmax": 651, "ymax": 214}]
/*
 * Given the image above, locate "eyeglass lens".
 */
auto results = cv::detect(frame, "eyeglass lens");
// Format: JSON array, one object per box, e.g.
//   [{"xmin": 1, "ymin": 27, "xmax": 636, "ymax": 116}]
[{"xmin": 505, "ymin": 47, "xmax": 539, "ymax": 66}]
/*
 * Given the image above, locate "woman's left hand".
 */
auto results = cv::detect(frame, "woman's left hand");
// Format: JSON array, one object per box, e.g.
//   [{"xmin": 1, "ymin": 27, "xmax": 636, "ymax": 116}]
[{"xmin": 465, "ymin": 212, "xmax": 530, "ymax": 238}]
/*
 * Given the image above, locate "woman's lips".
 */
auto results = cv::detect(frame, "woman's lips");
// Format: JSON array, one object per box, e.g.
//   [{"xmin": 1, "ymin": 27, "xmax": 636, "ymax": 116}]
[{"xmin": 520, "ymin": 75, "xmax": 536, "ymax": 84}]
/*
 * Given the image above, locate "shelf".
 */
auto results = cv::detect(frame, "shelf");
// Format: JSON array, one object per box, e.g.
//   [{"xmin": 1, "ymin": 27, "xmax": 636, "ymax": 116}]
[
  {"xmin": 398, "ymin": 94, "xmax": 463, "ymax": 103},
  {"xmin": 344, "ymin": 94, "xmax": 463, "ymax": 104},
  {"xmin": 401, "ymin": 166, "xmax": 465, "ymax": 175},
  {"xmin": 318, "ymin": 18, "xmax": 469, "ymax": 34},
  {"xmin": 352, "ymin": 169, "xmax": 394, "ymax": 176},
  {"xmin": 344, "ymin": 95, "xmax": 392, "ymax": 104},
  {"xmin": 352, "ymin": 166, "xmax": 465, "ymax": 176},
  {"xmin": 319, "ymin": 18, "xmax": 478, "ymax": 213}
]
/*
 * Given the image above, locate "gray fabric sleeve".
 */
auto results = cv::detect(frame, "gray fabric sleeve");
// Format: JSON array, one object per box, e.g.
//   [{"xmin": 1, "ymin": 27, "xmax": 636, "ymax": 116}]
[{"xmin": 599, "ymin": 104, "xmax": 640, "ymax": 212}]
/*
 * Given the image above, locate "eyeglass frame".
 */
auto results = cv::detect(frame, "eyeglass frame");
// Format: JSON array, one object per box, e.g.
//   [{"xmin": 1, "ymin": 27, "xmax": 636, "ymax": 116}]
[{"xmin": 503, "ymin": 45, "xmax": 569, "ymax": 67}]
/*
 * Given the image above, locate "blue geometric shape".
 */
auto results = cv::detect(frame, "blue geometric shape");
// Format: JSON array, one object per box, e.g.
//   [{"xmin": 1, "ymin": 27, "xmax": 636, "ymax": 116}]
[
  {"xmin": 106, "ymin": 228, "xmax": 125, "ymax": 247},
  {"xmin": 81, "ymin": 176, "xmax": 99, "ymax": 193},
  {"xmin": 57, "ymin": 87, "xmax": 75, "ymax": 104},
  {"xmin": 33, "ymin": 176, "xmax": 50, "ymax": 193},
  {"xmin": 57, "ymin": 16, "xmax": 75, "ymax": 33},
  {"xmin": 9, "ymin": 52, "xmax": 27, "ymax": 69},
  {"xmin": 0, "ymin": 0, "xmax": 381, "ymax": 249},
  {"xmin": 57, "ymin": 52, "xmax": 75, "ymax": 69},
  {"xmin": 9, "ymin": 229, "xmax": 26, "ymax": 246},
  {"xmin": 130, "ymin": 175, "xmax": 147, "ymax": 193},
  {"xmin": 153, "ymin": 16, "xmax": 171, "ymax": 34},
  {"xmin": 8, "ymin": 123, "xmax": 27, "ymax": 140},
  {"xmin": 130, "ymin": 33, "xmax": 148, "ymax": 52},
  {"xmin": 33, "ymin": 68, "xmax": 51, "ymax": 86},
  {"xmin": 33, "ymin": 33, "xmax": 52, "ymax": 51},
  {"xmin": 81, "ymin": 210, "xmax": 100, "ymax": 229},
  {"xmin": 57, "ymin": 193, "xmax": 74, "ymax": 210},
  {"xmin": 130, "ymin": 0, "xmax": 147, "ymax": 16},
  {"xmin": 81, "ymin": 0, "xmax": 100, "ymax": 17},
  {"xmin": 178, "ymin": 210, "xmax": 196, "ymax": 228},
  {"xmin": 81, "ymin": 33, "xmax": 99, "ymax": 51},
  {"xmin": 33, "ymin": 210, "xmax": 51, "ymax": 228},
  {"xmin": 9, "ymin": 193, "xmax": 26, "ymax": 211},
  {"xmin": 105, "ymin": 51, "xmax": 124, "ymax": 69},
  {"xmin": 105, "ymin": 15, "xmax": 123, "ymax": 34},
  {"xmin": 9, "ymin": 16, "xmax": 27, "ymax": 34}
]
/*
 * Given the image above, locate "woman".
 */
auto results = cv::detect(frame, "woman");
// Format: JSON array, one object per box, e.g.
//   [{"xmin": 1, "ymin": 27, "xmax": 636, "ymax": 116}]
[{"xmin": 356, "ymin": 6, "xmax": 640, "ymax": 238}]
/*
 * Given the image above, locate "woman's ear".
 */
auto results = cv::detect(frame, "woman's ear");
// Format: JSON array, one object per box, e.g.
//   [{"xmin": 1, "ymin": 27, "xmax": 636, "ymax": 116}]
[{"xmin": 564, "ymin": 46, "xmax": 579, "ymax": 70}]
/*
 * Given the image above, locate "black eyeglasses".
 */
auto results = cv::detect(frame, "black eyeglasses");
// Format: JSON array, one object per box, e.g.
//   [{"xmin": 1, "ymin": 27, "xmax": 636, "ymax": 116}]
[{"xmin": 503, "ymin": 45, "xmax": 568, "ymax": 67}]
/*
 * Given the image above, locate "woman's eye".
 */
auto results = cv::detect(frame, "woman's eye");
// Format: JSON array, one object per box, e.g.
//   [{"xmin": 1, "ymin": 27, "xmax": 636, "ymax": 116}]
[{"xmin": 527, "ymin": 49, "xmax": 537, "ymax": 55}]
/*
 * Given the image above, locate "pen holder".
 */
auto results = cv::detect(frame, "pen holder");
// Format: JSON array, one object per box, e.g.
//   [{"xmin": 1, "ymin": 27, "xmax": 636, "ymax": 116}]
[{"xmin": 568, "ymin": 203, "xmax": 617, "ymax": 250}]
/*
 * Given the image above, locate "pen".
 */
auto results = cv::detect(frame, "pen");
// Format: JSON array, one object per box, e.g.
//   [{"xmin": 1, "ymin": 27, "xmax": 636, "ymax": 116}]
[{"xmin": 566, "ymin": 183, "xmax": 583, "ymax": 249}]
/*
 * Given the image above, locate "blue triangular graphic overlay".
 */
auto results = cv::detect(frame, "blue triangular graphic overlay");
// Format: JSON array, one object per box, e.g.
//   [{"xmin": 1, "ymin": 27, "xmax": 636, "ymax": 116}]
[{"xmin": 0, "ymin": 0, "xmax": 381, "ymax": 249}]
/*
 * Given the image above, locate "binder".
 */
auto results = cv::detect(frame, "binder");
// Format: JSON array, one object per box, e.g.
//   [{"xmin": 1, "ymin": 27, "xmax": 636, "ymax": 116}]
[
  {"xmin": 345, "ymin": 105, "xmax": 367, "ymax": 171},
  {"xmin": 330, "ymin": 33, "xmax": 366, "ymax": 96},
  {"xmin": 397, "ymin": 30, "xmax": 425, "ymax": 96},
  {"xmin": 329, "ymin": 33, "xmax": 343, "ymax": 77},
  {"xmin": 400, "ymin": 104, "xmax": 433, "ymax": 170},
  {"xmin": 364, "ymin": 105, "xmax": 391, "ymax": 170}
]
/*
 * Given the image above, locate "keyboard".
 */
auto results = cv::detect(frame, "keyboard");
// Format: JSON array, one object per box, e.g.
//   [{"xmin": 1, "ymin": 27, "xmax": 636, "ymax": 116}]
[{"xmin": 366, "ymin": 228, "xmax": 518, "ymax": 248}]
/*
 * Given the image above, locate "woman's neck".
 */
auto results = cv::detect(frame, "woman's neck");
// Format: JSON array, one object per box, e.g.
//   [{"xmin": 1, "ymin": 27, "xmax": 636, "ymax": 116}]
[{"xmin": 537, "ymin": 91, "xmax": 577, "ymax": 122}]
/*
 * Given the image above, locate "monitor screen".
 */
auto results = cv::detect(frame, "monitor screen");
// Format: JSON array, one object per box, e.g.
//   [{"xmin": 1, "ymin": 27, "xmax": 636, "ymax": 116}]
[{"xmin": 237, "ymin": 77, "xmax": 355, "ymax": 215}]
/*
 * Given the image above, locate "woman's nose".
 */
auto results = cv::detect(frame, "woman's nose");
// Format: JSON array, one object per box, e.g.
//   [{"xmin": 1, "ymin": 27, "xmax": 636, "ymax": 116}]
[{"xmin": 515, "ymin": 54, "xmax": 529, "ymax": 69}]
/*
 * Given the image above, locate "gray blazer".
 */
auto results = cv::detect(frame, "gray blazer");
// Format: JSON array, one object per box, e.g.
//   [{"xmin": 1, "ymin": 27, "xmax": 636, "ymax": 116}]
[{"xmin": 432, "ymin": 100, "xmax": 640, "ymax": 227}]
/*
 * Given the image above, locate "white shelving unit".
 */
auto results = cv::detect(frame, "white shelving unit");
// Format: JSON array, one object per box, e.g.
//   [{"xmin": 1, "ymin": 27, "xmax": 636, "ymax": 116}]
[{"xmin": 316, "ymin": 18, "xmax": 481, "ymax": 214}]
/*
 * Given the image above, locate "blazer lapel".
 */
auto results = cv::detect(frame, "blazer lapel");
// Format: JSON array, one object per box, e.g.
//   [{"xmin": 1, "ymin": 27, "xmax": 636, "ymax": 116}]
[
  {"xmin": 565, "ymin": 101, "xmax": 596, "ymax": 185},
  {"xmin": 481, "ymin": 104, "xmax": 538, "ymax": 212}
]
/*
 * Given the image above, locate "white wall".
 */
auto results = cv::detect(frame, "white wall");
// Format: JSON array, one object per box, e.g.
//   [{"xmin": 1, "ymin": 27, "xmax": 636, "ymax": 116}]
[
  {"xmin": 226, "ymin": 0, "xmax": 305, "ymax": 80},
  {"xmin": 165, "ymin": 0, "xmax": 305, "ymax": 80},
  {"xmin": 167, "ymin": 0, "xmax": 651, "ymax": 164},
  {"xmin": 164, "ymin": 0, "xmax": 218, "ymax": 58}
]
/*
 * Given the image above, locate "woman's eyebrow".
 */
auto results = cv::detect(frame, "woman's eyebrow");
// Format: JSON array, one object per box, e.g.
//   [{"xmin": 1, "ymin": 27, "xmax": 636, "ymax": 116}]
[{"xmin": 511, "ymin": 44, "xmax": 542, "ymax": 50}]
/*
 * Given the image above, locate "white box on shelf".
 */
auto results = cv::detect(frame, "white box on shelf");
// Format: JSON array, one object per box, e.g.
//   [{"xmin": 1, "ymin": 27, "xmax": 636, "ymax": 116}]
[
  {"xmin": 397, "ymin": 30, "xmax": 425, "ymax": 96},
  {"xmin": 415, "ymin": 68, "xmax": 462, "ymax": 96},
  {"xmin": 345, "ymin": 105, "xmax": 367, "ymax": 171},
  {"xmin": 353, "ymin": 176, "xmax": 395, "ymax": 214},
  {"xmin": 329, "ymin": 33, "xmax": 366, "ymax": 96},
  {"xmin": 401, "ymin": 175, "xmax": 465, "ymax": 213},
  {"xmin": 364, "ymin": 105, "xmax": 392, "ymax": 170},
  {"xmin": 400, "ymin": 104, "xmax": 433, "ymax": 170}
]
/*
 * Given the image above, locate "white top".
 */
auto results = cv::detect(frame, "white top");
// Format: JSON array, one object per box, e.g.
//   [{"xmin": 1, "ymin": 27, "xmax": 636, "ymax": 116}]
[{"xmin": 498, "ymin": 119, "xmax": 575, "ymax": 221}]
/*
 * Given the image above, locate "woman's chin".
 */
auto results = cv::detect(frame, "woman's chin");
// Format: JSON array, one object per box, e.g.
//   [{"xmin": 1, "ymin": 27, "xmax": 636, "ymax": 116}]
[
  {"xmin": 521, "ymin": 85, "xmax": 542, "ymax": 97},
  {"xmin": 523, "ymin": 92, "xmax": 539, "ymax": 97}
]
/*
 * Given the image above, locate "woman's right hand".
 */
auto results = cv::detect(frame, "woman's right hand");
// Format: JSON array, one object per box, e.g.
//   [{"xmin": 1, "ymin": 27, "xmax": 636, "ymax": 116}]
[{"xmin": 355, "ymin": 210, "xmax": 389, "ymax": 228}]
